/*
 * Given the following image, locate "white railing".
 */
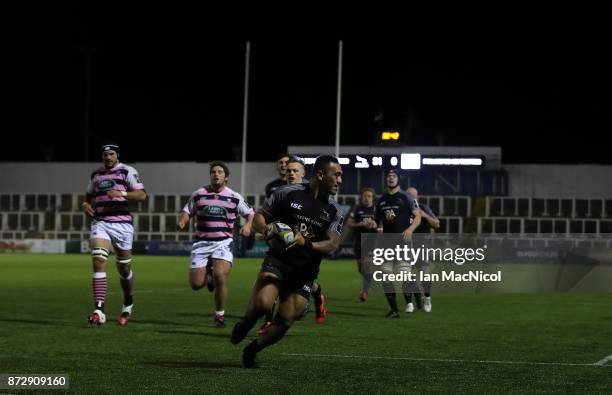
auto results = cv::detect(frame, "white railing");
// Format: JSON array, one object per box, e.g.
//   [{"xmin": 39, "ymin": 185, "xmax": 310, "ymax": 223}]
[
  {"xmin": 485, "ymin": 196, "xmax": 611, "ymax": 219},
  {"xmin": 477, "ymin": 217, "xmax": 612, "ymax": 235}
]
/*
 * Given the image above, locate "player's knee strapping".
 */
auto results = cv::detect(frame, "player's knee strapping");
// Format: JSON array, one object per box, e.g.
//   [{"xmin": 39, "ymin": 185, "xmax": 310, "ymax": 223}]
[
  {"xmin": 91, "ymin": 247, "xmax": 109, "ymax": 261},
  {"xmin": 116, "ymin": 256, "xmax": 132, "ymax": 265}
]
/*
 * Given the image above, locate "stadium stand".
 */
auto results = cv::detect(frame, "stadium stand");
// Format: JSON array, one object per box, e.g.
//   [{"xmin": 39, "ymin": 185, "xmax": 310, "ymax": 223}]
[
  {"xmin": 1, "ymin": 192, "xmax": 470, "ymax": 241},
  {"xmin": 3, "ymin": 192, "xmax": 612, "ymax": 242}
]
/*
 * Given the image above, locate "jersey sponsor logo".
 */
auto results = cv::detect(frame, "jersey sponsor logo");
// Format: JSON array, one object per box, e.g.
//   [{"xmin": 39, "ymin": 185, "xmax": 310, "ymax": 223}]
[
  {"xmin": 383, "ymin": 209, "xmax": 397, "ymax": 223},
  {"xmin": 134, "ymin": 173, "xmax": 142, "ymax": 184},
  {"xmin": 96, "ymin": 179, "xmax": 116, "ymax": 191},
  {"xmin": 203, "ymin": 205, "xmax": 228, "ymax": 218},
  {"xmin": 290, "ymin": 202, "xmax": 303, "ymax": 210},
  {"xmin": 298, "ymin": 223, "xmax": 315, "ymax": 239},
  {"xmin": 294, "ymin": 214, "xmax": 323, "ymax": 228}
]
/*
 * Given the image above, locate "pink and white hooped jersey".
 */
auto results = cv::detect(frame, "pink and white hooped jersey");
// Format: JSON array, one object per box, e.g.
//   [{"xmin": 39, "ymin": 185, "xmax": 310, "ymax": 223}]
[
  {"xmin": 183, "ymin": 186, "xmax": 254, "ymax": 242},
  {"xmin": 86, "ymin": 163, "xmax": 145, "ymax": 224}
]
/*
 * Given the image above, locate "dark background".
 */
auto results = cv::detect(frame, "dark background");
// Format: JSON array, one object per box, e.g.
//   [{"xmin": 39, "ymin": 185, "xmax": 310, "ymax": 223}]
[{"xmin": 3, "ymin": 7, "xmax": 610, "ymax": 163}]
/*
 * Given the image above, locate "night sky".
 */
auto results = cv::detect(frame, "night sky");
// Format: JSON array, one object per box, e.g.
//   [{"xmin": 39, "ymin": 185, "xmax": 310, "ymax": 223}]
[{"xmin": 4, "ymin": 7, "xmax": 610, "ymax": 164}]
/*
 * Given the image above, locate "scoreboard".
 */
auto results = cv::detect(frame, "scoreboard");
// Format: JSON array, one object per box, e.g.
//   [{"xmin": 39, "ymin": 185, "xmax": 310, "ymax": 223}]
[{"xmin": 300, "ymin": 154, "xmax": 484, "ymax": 170}]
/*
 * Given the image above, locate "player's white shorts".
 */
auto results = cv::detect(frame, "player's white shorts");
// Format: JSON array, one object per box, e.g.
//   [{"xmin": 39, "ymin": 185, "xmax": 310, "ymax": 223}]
[
  {"xmin": 90, "ymin": 220, "xmax": 134, "ymax": 251},
  {"xmin": 190, "ymin": 238, "xmax": 234, "ymax": 269}
]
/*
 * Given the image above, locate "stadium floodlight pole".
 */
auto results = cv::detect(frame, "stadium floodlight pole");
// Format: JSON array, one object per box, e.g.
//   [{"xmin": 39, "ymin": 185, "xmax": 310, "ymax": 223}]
[
  {"xmin": 240, "ymin": 41, "xmax": 251, "ymax": 198},
  {"xmin": 79, "ymin": 45, "xmax": 96, "ymax": 162},
  {"xmin": 334, "ymin": 40, "xmax": 343, "ymax": 158}
]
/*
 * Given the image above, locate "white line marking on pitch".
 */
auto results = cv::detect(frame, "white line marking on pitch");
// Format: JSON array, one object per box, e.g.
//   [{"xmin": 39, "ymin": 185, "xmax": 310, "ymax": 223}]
[
  {"xmin": 594, "ymin": 354, "xmax": 612, "ymax": 366},
  {"xmin": 108, "ymin": 287, "xmax": 187, "ymax": 295},
  {"xmin": 280, "ymin": 352, "xmax": 610, "ymax": 367}
]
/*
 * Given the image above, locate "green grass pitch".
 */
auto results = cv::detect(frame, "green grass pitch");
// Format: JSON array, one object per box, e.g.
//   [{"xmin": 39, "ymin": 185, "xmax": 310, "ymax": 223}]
[{"xmin": 0, "ymin": 253, "xmax": 611, "ymax": 393}]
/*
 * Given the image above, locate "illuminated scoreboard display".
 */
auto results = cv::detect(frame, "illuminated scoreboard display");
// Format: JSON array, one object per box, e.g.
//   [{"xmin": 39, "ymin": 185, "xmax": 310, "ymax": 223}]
[
  {"xmin": 290, "ymin": 146, "xmax": 501, "ymax": 195},
  {"xmin": 300, "ymin": 154, "xmax": 484, "ymax": 169}
]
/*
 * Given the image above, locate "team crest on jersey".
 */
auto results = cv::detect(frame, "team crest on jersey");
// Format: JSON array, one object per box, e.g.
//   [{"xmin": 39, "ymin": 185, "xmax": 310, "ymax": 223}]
[
  {"xmin": 96, "ymin": 179, "xmax": 116, "ymax": 191},
  {"xmin": 320, "ymin": 209, "xmax": 330, "ymax": 221},
  {"xmin": 203, "ymin": 205, "xmax": 228, "ymax": 218}
]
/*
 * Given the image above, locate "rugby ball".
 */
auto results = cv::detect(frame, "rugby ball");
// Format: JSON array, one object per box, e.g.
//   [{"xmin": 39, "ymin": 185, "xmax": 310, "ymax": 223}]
[{"xmin": 266, "ymin": 222, "xmax": 295, "ymax": 253}]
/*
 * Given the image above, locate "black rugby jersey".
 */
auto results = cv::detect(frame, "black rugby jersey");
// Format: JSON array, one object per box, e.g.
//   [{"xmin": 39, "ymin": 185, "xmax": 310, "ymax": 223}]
[
  {"xmin": 375, "ymin": 190, "xmax": 419, "ymax": 233},
  {"xmin": 262, "ymin": 183, "xmax": 345, "ymax": 270},
  {"xmin": 349, "ymin": 204, "xmax": 377, "ymax": 240},
  {"xmin": 264, "ymin": 178, "xmax": 287, "ymax": 198}
]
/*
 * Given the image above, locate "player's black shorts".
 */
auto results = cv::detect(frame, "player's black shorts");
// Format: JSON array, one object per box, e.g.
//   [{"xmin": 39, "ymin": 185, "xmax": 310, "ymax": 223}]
[
  {"xmin": 356, "ymin": 232, "xmax": 378, "ymax": 260},
  {"xmin": 260, "ymin": 255, "xmax": 317, "ymax": 300}
]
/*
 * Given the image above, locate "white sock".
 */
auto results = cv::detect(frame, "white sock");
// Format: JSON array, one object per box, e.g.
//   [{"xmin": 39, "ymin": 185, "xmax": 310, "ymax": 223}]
[{"xmin": 215, "ymin": 310, "xmax": 225, "ymax": 317}]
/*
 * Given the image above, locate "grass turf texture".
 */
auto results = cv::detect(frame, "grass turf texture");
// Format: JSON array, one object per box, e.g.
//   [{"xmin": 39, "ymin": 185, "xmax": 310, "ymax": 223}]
[{"xmin": 0, "ymin": 253, "xmax": 611, "ymax": 393}]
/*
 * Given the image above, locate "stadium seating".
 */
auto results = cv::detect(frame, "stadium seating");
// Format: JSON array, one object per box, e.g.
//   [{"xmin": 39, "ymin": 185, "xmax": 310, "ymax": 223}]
[{"xmin": 2, "ymin": 193, "xmax": 611, "ymax": 241}]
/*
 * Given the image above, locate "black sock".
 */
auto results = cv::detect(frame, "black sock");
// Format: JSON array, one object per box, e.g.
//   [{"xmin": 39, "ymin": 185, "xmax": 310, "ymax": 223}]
[
  {"xmin": 385, "ymin": 293, "xmax": 398, "ymax": 312},
  {"xmin": 246, "ymin": 339, "xmax": 263, "ymax": 354},
  {"xmin": 264, "ymin": 309, "xmax": 273, "ymax": 322},
  {"xmin": 424, "ymin": 292, "xmax": 431, "ymax": 297},
  {"xmin": 423, "ymin": 279, "xmax": 432, "ymax": 296},
  {"xmin": 403, "ymin": 293, "xmax": 412, "ymax": 303},
  {"xmin": 240, "ymin": 314, "xmax": 260, "ymax": 334},
  {"xmin": 313, "ymin": 284, "xmax": 323, "ymax": 310},
  {"xmin": 414, "ymin": 293, "xmax": 422, "ymax": 308}
]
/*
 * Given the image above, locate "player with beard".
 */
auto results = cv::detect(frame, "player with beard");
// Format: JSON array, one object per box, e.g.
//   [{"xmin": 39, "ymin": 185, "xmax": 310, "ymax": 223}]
[
  {"xmin": 83, "ymin": 143, "xmax": 147, "ymax": 326},
  {"xmin": 258, "ymin": 156, "xmax": 328, "ymax": 335},
  {"xmin": 231, "ymin": 156, "xmax": 344, "ymax": 368},
  {"xmin": 177, "ymin": 161, "xmax": 254, "ymax": 327}
]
